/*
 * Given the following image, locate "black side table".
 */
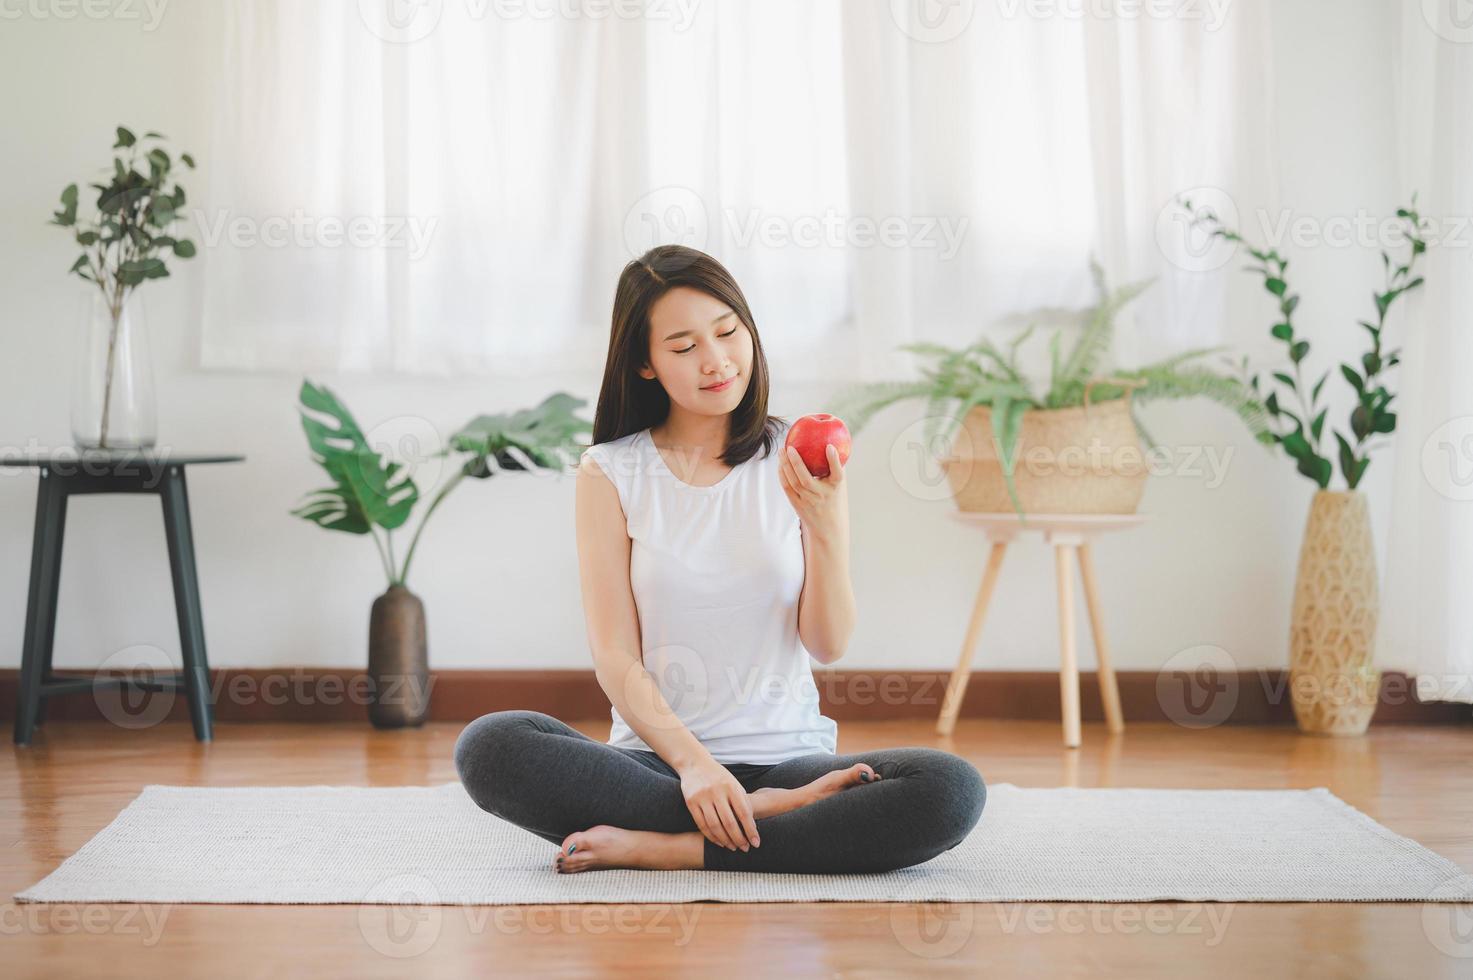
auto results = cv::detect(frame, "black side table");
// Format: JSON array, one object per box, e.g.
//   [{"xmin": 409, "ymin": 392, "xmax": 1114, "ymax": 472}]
[{"xmin": 4, "ymin": 451, "xmax": 244, "ymax": 745}]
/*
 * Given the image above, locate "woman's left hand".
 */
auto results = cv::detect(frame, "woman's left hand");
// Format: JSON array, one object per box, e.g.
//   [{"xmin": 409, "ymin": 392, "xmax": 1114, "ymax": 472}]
[{"xmin": 779, "ymin": 444, "xmax": 849, "ymax": 542}]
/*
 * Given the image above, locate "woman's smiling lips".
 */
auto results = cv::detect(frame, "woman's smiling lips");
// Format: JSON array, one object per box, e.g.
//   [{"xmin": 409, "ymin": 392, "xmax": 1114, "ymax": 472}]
[{"xmin": 701, "ymin": 375, "xmax": 736, "ymax": 392}]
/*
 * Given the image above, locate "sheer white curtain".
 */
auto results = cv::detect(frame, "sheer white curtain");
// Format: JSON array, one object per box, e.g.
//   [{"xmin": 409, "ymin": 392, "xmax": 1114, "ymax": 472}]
[
  {"xmin": 198, "ymin": 0, "xmax": 1272, "ymax": 380},
  {"xmin": 1377, "ymin": 4, "xmax": 1473, "ymax": 704}
]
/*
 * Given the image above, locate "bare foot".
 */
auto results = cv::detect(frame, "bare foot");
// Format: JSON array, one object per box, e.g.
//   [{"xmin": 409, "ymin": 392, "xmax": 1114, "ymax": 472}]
[
  {"xmin": 554, "ymin": 825, "xmax": 705, "ymax": 874},
  {"xmin": 748, "ymin": 763, "xmax": 881, "ymax": 819}
]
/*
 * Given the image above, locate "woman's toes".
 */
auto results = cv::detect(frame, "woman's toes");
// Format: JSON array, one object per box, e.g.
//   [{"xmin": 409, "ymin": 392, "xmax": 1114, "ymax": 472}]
[{"xmin": 555, "ymin": 832, "xmax": 587, "ymax": 873}]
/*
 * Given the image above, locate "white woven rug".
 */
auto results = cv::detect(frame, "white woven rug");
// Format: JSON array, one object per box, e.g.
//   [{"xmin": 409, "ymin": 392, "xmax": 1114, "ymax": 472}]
[{"xmin": 15, "ymin": 782, "xmax": 1473, "ymax": 905}]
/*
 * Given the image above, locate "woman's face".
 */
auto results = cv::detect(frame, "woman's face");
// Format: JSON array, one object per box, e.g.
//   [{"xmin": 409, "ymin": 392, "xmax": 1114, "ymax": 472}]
[{"xmin": 639, "ymin": 285, "xmax": 753, "ymax": 415}]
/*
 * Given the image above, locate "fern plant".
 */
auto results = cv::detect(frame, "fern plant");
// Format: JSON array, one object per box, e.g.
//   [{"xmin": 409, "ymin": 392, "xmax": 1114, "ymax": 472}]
[{"xmin": 828, "ymin": 261, "xmax": 1270, "ymax": 514}]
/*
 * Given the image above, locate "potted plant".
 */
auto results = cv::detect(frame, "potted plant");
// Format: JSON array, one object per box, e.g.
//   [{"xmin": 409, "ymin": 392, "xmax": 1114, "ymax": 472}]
[
  {"xmin": 1183, "ymin": 196, "xmax": 1429, "ymax": 737},
  {"xmin": 50, "ymin": 126, "xmax": 197, "ymax": 450},
  {"xmin": 829, "ymin": 261, "xmax": 1269, "ymax": 516},
  {"xmin": 291, "ymin": 380, "xmax": 592, "ymax": 728}
]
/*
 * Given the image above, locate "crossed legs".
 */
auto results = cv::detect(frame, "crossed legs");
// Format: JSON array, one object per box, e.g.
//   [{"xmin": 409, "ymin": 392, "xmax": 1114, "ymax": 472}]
[{"xmin": 454, "ymin": 709, "xmax": 987, "ymax": 875}]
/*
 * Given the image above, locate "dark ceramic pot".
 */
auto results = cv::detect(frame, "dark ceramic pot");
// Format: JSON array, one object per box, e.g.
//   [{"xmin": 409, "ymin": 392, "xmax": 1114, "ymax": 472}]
[{"xmin": 367, "ymin": 584, "xmax": 431, "ymax": 728}]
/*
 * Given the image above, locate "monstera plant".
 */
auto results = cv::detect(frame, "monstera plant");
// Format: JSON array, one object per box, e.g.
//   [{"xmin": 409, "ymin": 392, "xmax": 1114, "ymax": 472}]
[{"xmin": 291, "ymin": 380, "xmax": 592, "ymax": 727}]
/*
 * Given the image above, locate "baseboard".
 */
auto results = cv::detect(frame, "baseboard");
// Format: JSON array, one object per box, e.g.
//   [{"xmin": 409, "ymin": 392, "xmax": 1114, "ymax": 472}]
[{"xmin": 0, "ymin": 667, "xmax": 1466, "ymax": 726}]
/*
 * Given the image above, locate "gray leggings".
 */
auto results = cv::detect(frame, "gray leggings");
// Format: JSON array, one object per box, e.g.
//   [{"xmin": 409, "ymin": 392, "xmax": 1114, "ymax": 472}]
[{"xmin": 453, "ymin": 709, "xmax": 987, "ymax": 875}]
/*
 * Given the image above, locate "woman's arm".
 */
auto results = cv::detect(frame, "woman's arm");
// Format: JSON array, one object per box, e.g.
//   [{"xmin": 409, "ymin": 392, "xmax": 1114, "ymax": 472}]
[
  {"xmin": 575, "ymin": 453, "xmax": 710, "ymax": 771},
  {"xmin": 780, "ymin": 443, "xmax": 856, "ymax": 665},
  {"xmin": 575, "ymin": 452, "xmax": 761, "ymax": 852}
]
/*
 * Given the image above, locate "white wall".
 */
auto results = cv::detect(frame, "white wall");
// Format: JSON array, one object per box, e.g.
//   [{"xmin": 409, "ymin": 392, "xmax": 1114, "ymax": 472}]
[{"xmin": 0, "ymin": 1, "xmax": 1410, "ymax": 679}]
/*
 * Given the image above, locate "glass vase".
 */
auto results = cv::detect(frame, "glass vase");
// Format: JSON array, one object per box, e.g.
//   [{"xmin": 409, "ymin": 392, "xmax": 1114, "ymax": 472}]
[{"xmin": 71, "ymin": 289, "xmax": 157, "ymax": 451}]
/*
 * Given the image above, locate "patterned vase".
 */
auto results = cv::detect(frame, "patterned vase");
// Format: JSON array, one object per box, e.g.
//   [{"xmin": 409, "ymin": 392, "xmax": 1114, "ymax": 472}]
[{"xmin": 1288, "ymin": 490, "xmax": 1380, "ymax": 735}]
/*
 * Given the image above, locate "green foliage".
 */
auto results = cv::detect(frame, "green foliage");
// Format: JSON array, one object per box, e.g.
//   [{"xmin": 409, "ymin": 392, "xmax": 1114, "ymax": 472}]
[
  {"xmin": 827, "ymin": 262, "xmax": 1267, "ymax": 515},
  {"xmin": 292, "ymin": 381, "xmax": 593, "ymax": 587},
  {"xmin": 50, "ymin": 126, "xmax": 197, "ymax": 315},
  {"xmin": 1181, "ymin": 195, "xmax": 1428, "ymax": 490}
]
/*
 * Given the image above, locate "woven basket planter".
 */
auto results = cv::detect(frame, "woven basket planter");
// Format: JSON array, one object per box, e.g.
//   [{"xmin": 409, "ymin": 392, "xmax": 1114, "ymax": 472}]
[
  {"xmin": 939, "ymin": 395, "xmax": 1149, "ymax": 514},
  {"xmin": 1288, "ymin": 490, "xmax": 1380, "ymax": 735}
]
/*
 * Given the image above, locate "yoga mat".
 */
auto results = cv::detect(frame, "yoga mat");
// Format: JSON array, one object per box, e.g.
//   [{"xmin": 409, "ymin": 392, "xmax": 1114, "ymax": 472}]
[{"xmin": 16, "ymin": 782, "xmax": 1473, "ymax": 905}]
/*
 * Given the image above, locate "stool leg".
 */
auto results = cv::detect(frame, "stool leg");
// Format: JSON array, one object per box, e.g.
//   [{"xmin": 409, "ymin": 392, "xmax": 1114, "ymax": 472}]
[
  {"xmin": 937, "ymin": 540, "xmax": 1008, "ymax": 736},
  {"xmin": 161, "ymin": 466, "xmax": 214, "ymax": 741},
  {"xmin": 1054, "ymin": 543, "xmax": 1081, "ymax": 749},
  {"xmin": 1078, "ymin": 543, "xmax": 1125, "ymax": 735},
  {"xmin": 15, "ymin": 472, "xmax": 67, "ymax": 746}
]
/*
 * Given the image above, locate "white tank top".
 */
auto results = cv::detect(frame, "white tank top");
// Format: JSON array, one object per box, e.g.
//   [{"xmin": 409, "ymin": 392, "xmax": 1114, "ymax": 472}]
[{"xmin": 580, "ymin": 418, "xmax": 839, "ymax": 764}]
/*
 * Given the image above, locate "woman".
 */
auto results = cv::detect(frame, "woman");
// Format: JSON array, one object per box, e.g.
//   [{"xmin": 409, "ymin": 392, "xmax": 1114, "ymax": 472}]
[{"xmin": 454, "ymin": 244, "xmax": 986, "ymax": 874}]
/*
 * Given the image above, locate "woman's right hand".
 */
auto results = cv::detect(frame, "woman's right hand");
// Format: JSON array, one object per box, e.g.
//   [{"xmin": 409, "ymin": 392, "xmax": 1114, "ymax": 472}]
[{"xmin": 679, "ymin": 758, "xmax": 761, "ymax": 852}]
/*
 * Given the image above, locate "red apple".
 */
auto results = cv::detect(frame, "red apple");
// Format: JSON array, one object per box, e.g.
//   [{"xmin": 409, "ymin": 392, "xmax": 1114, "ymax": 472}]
[{"xmin": 785, "ymin": 413, "xmax": 851, "ymax": 479}]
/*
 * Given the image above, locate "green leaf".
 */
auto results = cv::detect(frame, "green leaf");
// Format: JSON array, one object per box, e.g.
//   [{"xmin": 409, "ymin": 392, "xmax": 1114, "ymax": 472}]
[
  {"xmin": 172, "ymin": 239, "xmax": 197, "ymax": 258},
  {"xmin": 1282, "ymin": 430, "xmax": 1312, "ymax": 461},
  {"xmin": 1341, "ymin": 364, "xmax": 1363, "ymax": 393},
  {"xmin": 114, "ymin": 126, "xmax": 136, "ymax": 148},
  {"xmin": 1290, "ymin": 340, "xmax": 1310, "ymax": 364},
  {"xmin": 1265, "ymin": 278, "xmax": 1287, "ymax": 297},
  {"xmin": 1351, "ymin": 405, "xmax": 1371, "ymax": 440},
  {"xmin": 1270, "ymin": 323, "xmax": 1293, "ymax": 342},
  {"xmin": 447, "ymin": 391, "xmax": 595, "ymax": 475},
  {"xmin": 1311, "ymin": 370, "xmax": 1329, "ymax": 403},
  {"xmin": 1272, "ymin": 371, "xmax": 1296, "ymax": 388},
  {"xmin": 1335, "ymin": 432, "xmax": 1358, "ymax": 488},
  {"xmin": 1311, "ymin": 409, "xmax": 1327, "ymax": 442},
  {"xmin": 181, "ymin": 153, "xmax": 196, "ymax": 168},
  {"xmin": 1296, "ymin": 452, "xmax": 1332, "ymax": 489}
]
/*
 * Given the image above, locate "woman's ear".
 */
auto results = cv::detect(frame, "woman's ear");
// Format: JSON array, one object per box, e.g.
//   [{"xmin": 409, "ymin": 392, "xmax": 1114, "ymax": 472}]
[{"xmin": 637, "ymin": 362, "xmax": 656, "ymax": 381}]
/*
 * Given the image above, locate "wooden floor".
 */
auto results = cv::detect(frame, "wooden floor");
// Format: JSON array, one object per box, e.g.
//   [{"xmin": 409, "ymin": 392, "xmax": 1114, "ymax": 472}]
[{"xmin": 3, "ymin": 718, "xmax": 1471, "ymax": 979}]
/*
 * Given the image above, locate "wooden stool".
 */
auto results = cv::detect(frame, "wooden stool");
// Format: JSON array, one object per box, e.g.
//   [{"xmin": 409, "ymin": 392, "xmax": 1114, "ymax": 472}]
[{"xmin": 936, "ymin": 512, "xmax": 1146, "ymax": 748}]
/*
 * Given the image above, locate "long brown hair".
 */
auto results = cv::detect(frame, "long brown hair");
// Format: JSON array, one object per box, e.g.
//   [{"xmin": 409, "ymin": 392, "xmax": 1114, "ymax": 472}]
[{"xmin": 591, "ymin": 244, "xmax": 784, "ymax": 466}]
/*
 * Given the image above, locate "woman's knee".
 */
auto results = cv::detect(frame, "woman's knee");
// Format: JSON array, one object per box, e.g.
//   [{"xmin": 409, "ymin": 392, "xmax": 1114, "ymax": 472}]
[
  {"xmin": 913, "ymin": 749, "xmax": 987, "ymax": 848},
  {"xmin": 453, "ymin": 709, "xmax": 554, "ymax": 811}
]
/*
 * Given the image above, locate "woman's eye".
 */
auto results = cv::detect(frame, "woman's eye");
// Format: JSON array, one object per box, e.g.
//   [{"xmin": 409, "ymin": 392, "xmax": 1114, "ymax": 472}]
[{"xmin": 675, "ymin": 326, "xmax": 738, "ymax": 354}]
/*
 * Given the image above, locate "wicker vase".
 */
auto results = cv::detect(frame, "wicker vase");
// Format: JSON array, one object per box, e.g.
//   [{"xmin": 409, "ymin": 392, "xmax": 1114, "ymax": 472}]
[
  {"xmin": 940, "ymin": 396, "xmax": 1148, "ymax": 514},
  {"xmin": 1288, "ymin": 490, "xmax": 1380, "ymax": 735}
]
